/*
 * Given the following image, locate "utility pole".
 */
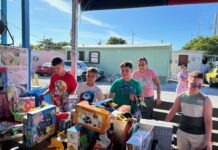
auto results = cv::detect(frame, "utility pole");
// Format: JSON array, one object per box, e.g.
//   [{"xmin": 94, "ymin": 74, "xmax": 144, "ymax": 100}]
[
  {"xmin": 132, "ymin": 32, "xmax": 135, "ymax": 45},
  {"xmin": 213, "ymin": 12, "xmax": 218, "ymax": 35}
]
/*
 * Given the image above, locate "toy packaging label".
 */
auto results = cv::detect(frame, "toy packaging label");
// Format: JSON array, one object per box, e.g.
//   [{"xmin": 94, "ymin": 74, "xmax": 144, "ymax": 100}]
[
  {"xmin": 126, "ymin": 129, "xmax": 154, "ymax": 150},
  {"xmin": 73, "ymin": 101, "xmax": 111, "ymax": 133},
  {"xmin": 0, "ymin": 121, "xmax": 23, "ymax": 142},
  {"xmin": 16, "ymin": 97, "xmax": 35, "ymax": 112},
  {"xmin": 23, "ymin": 105, "xmax": 56, "ymax": 147},
  {"xmin": 139, "ymin": 119, "xmax": 173, "ymax": 150}
]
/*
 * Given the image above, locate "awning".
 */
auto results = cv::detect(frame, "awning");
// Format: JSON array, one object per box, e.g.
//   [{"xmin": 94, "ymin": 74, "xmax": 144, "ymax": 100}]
[{"xmin": 80, "ymin": 0, "xmax": 218, "ymax": 11}]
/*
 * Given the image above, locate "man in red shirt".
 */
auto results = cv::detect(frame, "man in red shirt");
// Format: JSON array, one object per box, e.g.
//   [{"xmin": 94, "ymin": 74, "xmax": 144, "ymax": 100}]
[{"xmin": 41, "ymin": 57, "xmax": 77, "ymax": 112}]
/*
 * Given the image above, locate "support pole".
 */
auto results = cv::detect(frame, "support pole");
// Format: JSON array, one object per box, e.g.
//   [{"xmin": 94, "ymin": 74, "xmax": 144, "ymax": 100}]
[
  {"xmin": 71, "ymin": 0, "xmax": 78, "ymax": 79},
  {"xmin": 1, "ymin": 0, "xmax": 7, "ymax": 44},
  {"xmin": 21, "ymin": 0, "xmax": 31, "ymax": 90}
]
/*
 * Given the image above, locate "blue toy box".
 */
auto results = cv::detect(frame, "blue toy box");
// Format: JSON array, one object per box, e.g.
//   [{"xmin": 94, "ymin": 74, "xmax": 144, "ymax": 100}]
[
  {"xmin": 22, "ymin": 88, "xmax": 51, "ymax": 107},
  {"xmin": 23, "ymin": 105, "xmax": 56, "ymax": 147}
]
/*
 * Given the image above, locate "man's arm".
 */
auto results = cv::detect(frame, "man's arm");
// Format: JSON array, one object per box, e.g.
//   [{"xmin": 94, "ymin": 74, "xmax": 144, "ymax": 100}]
[
  {"xmin": 69, "ymin": 75, "xmax": 78, "ymax": 95},
  {"xmin": 165, "ymin": 96, "xmax": 180, "ymax": 122},
  {"xmin": 153, "ymin": 76, "xmax": 161, "ymax": 105},
  {"xmin": 203, "ymin": 97, "xmax": 213, "ymax": 149},
  {"xmin": 108, "ymin": 93, "xmax": 114, "ymax": 98}
]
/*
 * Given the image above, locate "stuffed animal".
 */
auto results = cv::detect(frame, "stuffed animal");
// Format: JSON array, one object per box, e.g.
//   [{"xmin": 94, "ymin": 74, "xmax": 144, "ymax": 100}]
[
  {"xmin": 79, "ymin": 91, "xmax": 95, "ymax": 104},
  {"xmin": 4, "ymin": 86, "xmax": 19, "ymax": 118}
]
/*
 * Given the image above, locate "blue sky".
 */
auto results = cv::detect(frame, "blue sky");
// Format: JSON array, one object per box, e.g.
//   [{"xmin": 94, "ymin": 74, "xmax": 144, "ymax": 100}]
[{"xmin": 4, "ymin": 0, "xmax": 218, "ymax": 50}]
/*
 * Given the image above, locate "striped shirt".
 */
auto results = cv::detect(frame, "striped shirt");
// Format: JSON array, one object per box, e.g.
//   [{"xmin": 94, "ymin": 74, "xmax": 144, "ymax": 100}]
[{"xmin": 179, "ymin": 92, "xmax": 207, "ymax": 135}]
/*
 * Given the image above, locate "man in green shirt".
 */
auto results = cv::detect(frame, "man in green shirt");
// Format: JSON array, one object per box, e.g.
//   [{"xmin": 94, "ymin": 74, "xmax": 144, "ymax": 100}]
[{"xmin": 109, "ymin": 61, "xmax": 143, "ymax": 113}]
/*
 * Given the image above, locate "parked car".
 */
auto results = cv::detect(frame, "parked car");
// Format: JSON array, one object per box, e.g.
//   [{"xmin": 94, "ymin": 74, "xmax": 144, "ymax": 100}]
[
  {"xmin": 205, "ymin": 67, "xmax": 218, "ymax": 87},
  {"xmin": 36, "ymin": 62, "xmax": 54, "ymax": 76},
  {"xmin": 64, "ymin": 60, "xmax": 87, "ymax": 81},
  {"xmin": 64, "ymin": 60, "xmax": 104, "ymax": 81}
]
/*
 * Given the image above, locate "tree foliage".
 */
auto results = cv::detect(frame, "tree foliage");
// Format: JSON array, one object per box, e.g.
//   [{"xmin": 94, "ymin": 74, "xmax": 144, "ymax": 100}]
[
  {"xmin": 32, "ymin": 38, "xmax": 69, "ymax": 50},
  {"xmin": 107, "ymin": 36, "xmax": 127, "ymax": 45},
  {"xmin": 182, "ymin": 36, "xmax": 218, "ymax": 55}
]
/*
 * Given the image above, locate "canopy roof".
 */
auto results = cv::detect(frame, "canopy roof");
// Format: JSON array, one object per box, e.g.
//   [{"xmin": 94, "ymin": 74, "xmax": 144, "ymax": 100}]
[{"xmin": 80, "ymin": 0, "xmax": 218, "ymax": 11}]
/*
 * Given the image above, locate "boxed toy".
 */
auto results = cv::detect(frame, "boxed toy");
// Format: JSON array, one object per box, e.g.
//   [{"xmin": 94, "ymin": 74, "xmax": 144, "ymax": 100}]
[
  {"xmin": 0, "ymin": 121, "xmax": 23, "ymax": 142},
  {"xmin": 0, "ymin": 67, "xmax": 7, "ymax": 91},
  {"xmin": 73, "ymin": 101, "xmax": 111, "ymax": 134},
  {"xmin": 126, "ymin": 128, "xmax": 154, "ymax": 150},
  {"xmin": 16, "ymin": 97, "xmax": 35, "ymax": 112},
  {"xmin": 68, "ymin": 141, "xmax": 79, "ymax": 150},
  {"xmin": 23, "ymin": 105, "xmax": 56, "ymax": 147},
  {"xmin": 139, "ymin": 119, "xmax": 173, "ymax": 150},
  {"xmin": 67, "ymin": 125, "xmax": 81, "ymax": 143}
]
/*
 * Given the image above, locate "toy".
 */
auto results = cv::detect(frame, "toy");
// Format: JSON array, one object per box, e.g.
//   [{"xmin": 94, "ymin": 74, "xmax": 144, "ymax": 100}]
[
  {"xmin": 23, "ymin": 105, "xmax": 56, "ymax": 147},
  {"xmin": 92, "ymin": 98, "xmax": 118, "ymax": 112},
  {"xmin": 15, "ymin": 97, "xmax": 35, "ymax": 112},
  {"xmin": 94, "ymin": 133, "xmax": 111, "ymax": 149},
  {"xmin": 73, "ymin": 101, "xmax": 111, "ymax": 134},
  {"xmin": 126, "ymin": 129, "xmax": 154, "ymax": 150},
  {"xmin": 67, "ymin": 125, "xmax": 81, "ymax": 150},
  {"xmin": 4, "ymin": 86, "xmax": 19, "ymax": 118},
  {"xmin": 56, "ymin": 112, "xmax": 71, "ymax": 131},
  {"xmin": 53, "ymin": 80, "xmax": 69, "ymax": 112},
  {"xmin": 139, "ymin": 119, "xmax": 173, "ymax": 150},
  {"xmin": 0, "ymin": 121, "xmax": 23, "ymax": 142},
  {"xmin": 0, "ymin": 67, "xmax": 7, "ymax": 91},
  {"xmin": 48, "ymin": 137, "xmax": 65, "ymax": 150},
  {"xmin": 79, "ymin": 91, "xmax": 95, "ymax": 104}
]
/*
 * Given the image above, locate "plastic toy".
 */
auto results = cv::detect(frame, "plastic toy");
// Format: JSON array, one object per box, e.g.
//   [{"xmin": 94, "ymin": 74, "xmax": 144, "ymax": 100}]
[
  {"xmin": 23, "ymin": 105, "xmax": 56, "ymax": 147},
  {"xmin": 48, "ymin": 137, "xmax": 65, "ymax": 150},
  {"xmin": 73, "ymin": 101, "xmax": 111, "ymax": 134},
  {"xmin": 16, "ymin": 97, "xmax": 35, "ymax": 112}
]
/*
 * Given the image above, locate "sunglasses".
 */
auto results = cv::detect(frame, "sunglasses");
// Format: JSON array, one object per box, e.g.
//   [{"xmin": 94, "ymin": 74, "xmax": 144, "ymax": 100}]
[{"xmin": 190, "ymin": 83, "xmax": 202, "ymax": 89}]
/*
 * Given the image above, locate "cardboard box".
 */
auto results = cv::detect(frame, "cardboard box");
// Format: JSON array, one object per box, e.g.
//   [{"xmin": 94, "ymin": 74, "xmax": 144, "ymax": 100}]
[
  {"xmin": 67, "ymin": 142, "xmax": 79, "ymax": 150},
  {"xmin": 23, "ymin": 105, "xmax": 56, "ymax": 147},
  {"xmin": 126, "ymin": 128, "xmax": 154, "ymax": 150},
  {"xmin": 67, "ymin": 125, "xmax": 81, "ymax": 143},
  {"xmin": 73, "ymin": 101, "xmax": 111, "ymax": 133},
  {"xmin": 16, "ymin": 97, "xmax": 35, "ymax": 112},
  {"xmin": 139, "ymin": 119, "xmax": 173, "ymax": 150}
]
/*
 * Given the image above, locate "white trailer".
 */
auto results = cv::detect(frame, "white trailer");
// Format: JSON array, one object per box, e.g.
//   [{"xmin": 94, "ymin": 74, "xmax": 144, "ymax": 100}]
[{"xmin": 171, "ymin": 50, "xmax": 204, "ymax": 80}]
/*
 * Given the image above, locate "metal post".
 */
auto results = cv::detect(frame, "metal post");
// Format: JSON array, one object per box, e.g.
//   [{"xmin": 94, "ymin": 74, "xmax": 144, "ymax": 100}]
[
  {"xmin": 1, "ymin": 0, "xmax": 7, "ymax": 44},
  {"xmin": 21, "ymin": 0, "xmax": 31, "ymax": 90},
  {"xmin": 71, "ymin": 0, "xmax": 78, "ymax": 79},
  {"xmin": 213, "ymin": 12, "xmax": 218, "ymax": 35}
]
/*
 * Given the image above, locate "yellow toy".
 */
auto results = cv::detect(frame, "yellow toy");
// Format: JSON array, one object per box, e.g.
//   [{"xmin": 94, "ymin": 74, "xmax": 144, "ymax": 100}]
[{"xmin": 48, "ymin": 137, "xmax": 65, "ymax": 150}]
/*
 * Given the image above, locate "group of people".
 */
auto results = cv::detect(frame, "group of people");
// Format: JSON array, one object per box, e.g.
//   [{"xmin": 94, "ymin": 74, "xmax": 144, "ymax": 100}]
[{"xmin": 40, "ymin": 57, "xmax": 212, "ymax": 150}]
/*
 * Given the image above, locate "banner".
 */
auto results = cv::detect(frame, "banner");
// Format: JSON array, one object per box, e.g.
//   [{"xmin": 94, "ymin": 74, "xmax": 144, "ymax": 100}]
[{"xmin": 0, "ymin": 46, "xmax": 29, "ymax": 95}]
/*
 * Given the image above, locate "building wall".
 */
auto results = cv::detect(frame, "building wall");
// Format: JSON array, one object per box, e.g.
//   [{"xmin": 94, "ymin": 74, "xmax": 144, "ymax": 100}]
[
  {"xmin": 171, "ymin": 50, "xmax": 203, "ymax": 80},
  {"xmin": 77, "ymin": 45, "xmax": 172, "ymax": 83}
]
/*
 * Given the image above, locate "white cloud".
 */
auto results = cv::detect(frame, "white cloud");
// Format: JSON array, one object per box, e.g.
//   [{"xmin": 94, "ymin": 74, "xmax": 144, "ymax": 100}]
[{"xmin": 41, "ymin": 0, "xmax": 115, "ymax": 29}]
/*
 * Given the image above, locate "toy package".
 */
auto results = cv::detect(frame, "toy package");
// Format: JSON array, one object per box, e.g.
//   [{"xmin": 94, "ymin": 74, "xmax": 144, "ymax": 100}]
[
  {"xmin": 0, "ymin": 121, "xmax": 23, "ymax": 142},
  {"xmin": 23, "ymin": 105, "xmax": 56, "ymax": 147},
  {"xmin": 126, "ymin": 129, "xmax": 154, "ymax": 150},
  {"xmin": 15, "ymin": 97, "xmax": 35, "ymax": 112},
  {"xmin": 73, "ymin": 101, "xmax": 111, "ymax": 133},
  {"xmin": 139, "ymin": 119, "xmax": 173, "ymax": 150},
  {"xmin": 67, "ymin": 125, "xmax": 81, "ymax": 150},
  {"xmin": 0, "ymin": 67, "xmax": 7, "ymax": 91}
]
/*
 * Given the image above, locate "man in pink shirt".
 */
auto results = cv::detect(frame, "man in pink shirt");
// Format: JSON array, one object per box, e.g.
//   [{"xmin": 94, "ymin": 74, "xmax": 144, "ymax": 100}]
[{"xmin": 132, "ymin": 57, "xmax": 161, "ymax": 119}]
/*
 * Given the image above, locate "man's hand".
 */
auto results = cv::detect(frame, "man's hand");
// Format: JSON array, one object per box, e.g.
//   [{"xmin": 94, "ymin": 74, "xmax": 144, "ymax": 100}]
[
  {"xmin": 154, "ymin": 98, "xmax": 162, "ymax": 106},
  {"xmin": 129, "ymin": 94, "xmax": 135, "ymax": 101},
  {"xmin": 199, "ymin": 140, "xmax": 212, "ymax": 150}
]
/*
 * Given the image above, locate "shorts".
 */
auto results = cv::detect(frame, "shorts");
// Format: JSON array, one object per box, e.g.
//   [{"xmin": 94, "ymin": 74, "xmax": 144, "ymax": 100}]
[{"xmin": 177, "ymin": 129, "xmax": 205, "ymax": 150}]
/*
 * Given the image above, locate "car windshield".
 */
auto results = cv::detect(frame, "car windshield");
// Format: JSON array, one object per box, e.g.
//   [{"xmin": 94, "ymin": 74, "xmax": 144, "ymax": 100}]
[
  {"xmin": 42, "ymin": 63, "xmax": 51, "ymax": 67},
  {"xmin": 78, "ymin": 61, "xmax": 87, "ymax": 68}
]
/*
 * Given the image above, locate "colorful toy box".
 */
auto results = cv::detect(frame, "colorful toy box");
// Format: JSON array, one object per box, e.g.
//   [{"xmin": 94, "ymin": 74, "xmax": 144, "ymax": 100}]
[
  {"xmin": 67, "ymin": 125, "xmax": 81, "ymax": 150},
  {"xmin": 23, "ymin": 105, "xmax": 56, "ymax": 147},
  {"xmin": 16, "ymin": 97, "xmax": 35, "ymax": 112},
  {"xmin": 126, "ymin": 128, "xmax": 154, "ymax": 150},
  {"xmin": 73, "ymin": 101, "xmax": 111, "ymax": 134},
  {"xmin": 0, "ymin": 67, "xmax": 7, "ymax": 91},
  {"xmin": 139, "ymin": 119, "xmax": 173, "ymax": 150}
]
